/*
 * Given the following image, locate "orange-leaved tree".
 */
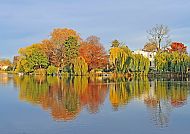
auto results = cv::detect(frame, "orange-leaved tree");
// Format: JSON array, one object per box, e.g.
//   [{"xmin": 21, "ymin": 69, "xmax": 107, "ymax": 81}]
[
  {"xmin": 168, "ymin": 42, "xmax": 187, "ymax": 53},
  {"xmin": 40, "ymin": 28, "xmax": 81, "ymax": 67},
  {"xmin": 79, "ymin": 36, "xmax": 108, "ymax": 71}
]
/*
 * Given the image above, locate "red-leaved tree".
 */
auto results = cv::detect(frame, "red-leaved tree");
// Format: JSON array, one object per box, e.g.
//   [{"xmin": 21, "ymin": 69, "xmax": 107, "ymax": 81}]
[
  {"xmin": 79, "ymin": 36, "xmax": 108, "ymax": 71},
  {"xmin": 168, "ymin": 42, "xmax": 187, "ymax": 53}
]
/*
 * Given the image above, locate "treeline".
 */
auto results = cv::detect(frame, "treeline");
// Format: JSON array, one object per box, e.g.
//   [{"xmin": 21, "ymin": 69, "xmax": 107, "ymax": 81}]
[
  {"xmin": 13, "ymin": 26, "xmax": 190, "ymax": 75},
  {"xmin": 15, "ymin": 29, "xmax": 108, "ymax": 75},
  {"xmin": 14, "ymin": 28, "xmax": 150, "ymax": 76},
  {"xmin": 110, "ymin": 40, "xmax": 150, "ymax": 75},
  {"xmin": 155, "ymin": 42, "xmax": 190, "ymax": 73},
  {"xmin": 0, "ymin": 59, "xmax": 12, "ymax": 71}
]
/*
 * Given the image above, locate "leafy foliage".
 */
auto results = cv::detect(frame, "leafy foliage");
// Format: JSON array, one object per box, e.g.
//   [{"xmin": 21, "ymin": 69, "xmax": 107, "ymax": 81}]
[
  {"xmin": 155, "ymin": 51, "xmax": 190, "ymax": 72},
  {"xmin": 16, "ymin": 44, "xmax": 49, "ymax": 73},
  {"xmin": 110, "ymin": 45, "xmax": 133, "ymax": 73},
  {"xmin": 79, "ymin": 36, "xmax": 108, "ymax": 71},
  {"xmin": 47, "ymin": 65, "xmax": 58, "ymax": 75},
  {"xmin": 143, "ymin": 42, "xmax": 158, "ymax": 52},
  {"xmin": 0, "ymin": 59, "xmax": 12, "ymax": 66},
  {"xmin": 168, "ymin": 42, "xmax": 187, "ymax": 53},
  {"xmin": 73, "ymin": 57, "xmax": 88, "ymax": 76},
  {"xmin": 111, "ymin": 40, "xmax": 120, "ymax": 47},
  {"xmin": 64, "ymin": 36, "xmax": 80, "ymax": 66},
  {"xmin": 110, "ymin": 41, "xmax": 150, "ymax": 74}
]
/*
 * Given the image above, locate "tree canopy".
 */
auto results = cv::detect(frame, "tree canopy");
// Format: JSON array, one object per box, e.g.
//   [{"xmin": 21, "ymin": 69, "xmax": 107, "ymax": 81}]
[{"xmin": 12, "ymin": 26, "xmax": 190, "ymax": 75}]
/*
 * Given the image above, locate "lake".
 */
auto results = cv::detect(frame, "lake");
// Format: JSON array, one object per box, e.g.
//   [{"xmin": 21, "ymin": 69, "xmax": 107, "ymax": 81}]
[{"xmin": 0, "ymin": 73, "xmax": 190, "ymax": 134}]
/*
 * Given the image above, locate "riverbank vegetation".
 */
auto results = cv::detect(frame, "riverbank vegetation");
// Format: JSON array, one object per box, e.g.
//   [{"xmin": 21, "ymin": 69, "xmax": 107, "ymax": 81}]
[{"xmin": 155, "ymin": 42, "xmax": 190, "ymax": 74}]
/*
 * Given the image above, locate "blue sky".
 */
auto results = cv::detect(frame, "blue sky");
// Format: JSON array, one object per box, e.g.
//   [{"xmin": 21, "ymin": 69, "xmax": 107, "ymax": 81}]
[{"xmin": 1, "ymin": 0, "xmax": 190, "ymax": 59}]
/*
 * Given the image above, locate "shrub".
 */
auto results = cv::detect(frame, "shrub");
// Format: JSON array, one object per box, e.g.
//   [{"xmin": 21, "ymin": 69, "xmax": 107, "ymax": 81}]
[
  {"xmin": 47, "ymin": 65, "xmax": 57, "ymax": 75},
  {"xmin": 34, "ymin": 69, "xmax": 47, "ymax": 75}
]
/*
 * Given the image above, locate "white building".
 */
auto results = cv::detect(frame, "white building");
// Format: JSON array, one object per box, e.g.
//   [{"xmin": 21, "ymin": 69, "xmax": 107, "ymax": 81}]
[{"xmin": 0, "ymin": 65, "xmax": 9, "ymax": 70}]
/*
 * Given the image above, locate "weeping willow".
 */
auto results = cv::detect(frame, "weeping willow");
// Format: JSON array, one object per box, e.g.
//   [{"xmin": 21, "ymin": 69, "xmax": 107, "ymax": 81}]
[
  {"xmin": 73, "ymin": 56, "xmax": 88, "ymax": 76},
  {"xmin": 110, "ymin": 45, "xmax": 150, "ymax": 75},
  {"xmin": 155, "ymin": 51, "xmax": 190, "ymax": 73},
  {"xmin": 109, "ymin": 46, "xmax": 133, "ymax": 73},
  {"xmin": 131, "ymin": 54, "xmax": 150, "ymax": 75}
]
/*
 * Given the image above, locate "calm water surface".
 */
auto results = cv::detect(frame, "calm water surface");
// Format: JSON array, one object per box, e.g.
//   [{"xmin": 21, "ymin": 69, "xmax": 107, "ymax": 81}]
[{"xmin": 0, "ymin": 73, "xmax": 190, "ymax": 134}]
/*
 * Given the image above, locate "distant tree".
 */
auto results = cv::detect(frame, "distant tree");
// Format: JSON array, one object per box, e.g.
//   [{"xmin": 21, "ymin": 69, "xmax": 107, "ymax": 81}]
[
  {"xmin": 86, "ymin": 35, "xmax": 100, "ymax": 45},
  {"xmin": 147, "ymin": 24, "xmax": 170, "ymax": 50},
  {"xmin": 41, "ymin": 39, "xmax": 59, "ymax": 66},
  {"xmin": 109, "ymin": 42, "xmax": 133, "ymax": 73},
  {"xmin": 132, "ymin": 54, "xmax": 150, "ymax": 74},
  {"xmin": 28, "ymin": 50, "xmax": 49, "ymax": 69},
  {"xmin": 17, "ymin": 44, "xmax": 49, "ymax": 73},
  {"xmin": 0, "ymin": 59, "xmax": 12, "ymax": 66},
  {"xmin": 155, "ymin": 51, "xmax": 189, "ymax": 73},
  {"xmin": 79, "ymin": 36, "xmax": 108, "ymax": 71},
  {"xmin": 49, "ymin": 28, "xmax": 81, "ymax": 67},
  {"xmin": 143, "ymin": 42, "xmax": 158, "ymax": 52},
  {"xmin": 167, "ymin": 42, "xmax": 187, "ymax": 53},
  {"xmin": 64, "ymin": 36, "xmax": 80, "ymax": 66},
  {"xmin": 111, "ymin": 40, "xmax": 120, "ymax": 47},
  {"xmin": 73, "ymin": 56, "xmax": 88, "ymax": 76},
  {"xmin": 50, "ymin": 28, "xmax": 81, "ymax": 46},
  {"xmin": 15, "ymin": 58, "xmax": 34, "ymax": 73}
]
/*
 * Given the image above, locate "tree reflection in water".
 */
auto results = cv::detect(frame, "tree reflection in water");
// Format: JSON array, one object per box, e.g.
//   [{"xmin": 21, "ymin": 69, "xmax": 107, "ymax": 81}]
[
  {"xmin": 11, "ymin": 75, "xmax": 190, "ymax": 127},
  {"xmin": 13, "ymin": 75, "xmax": 108, "ymax": 121}
]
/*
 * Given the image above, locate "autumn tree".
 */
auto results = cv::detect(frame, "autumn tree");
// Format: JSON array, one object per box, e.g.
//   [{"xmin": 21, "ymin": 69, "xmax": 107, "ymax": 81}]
[
  {"xmin": 16, "ymin": 44, "xmax": 49, "ymax": 73},
  {"xmin": 110, "ymin": 40, "xmax": 134, "ymax": 73},
  {"xmin": 79, "ymin": 36, "xmax": 108, "ymax": 71},
  {"xmin": 155, "ymin": 51, "xmax": 189, "ymax": 73},
  {"xmin": 50, "ymin": 28, "xmax": 80, "ymax": 45},
  {"xmin": 41, "ymin": 39, "xmax": 59, "ymax": 66},
  {"xmin": 167, "ymin": 42, "xmax": 187, "ymax": 53},
  {"xmin": 110, "ymin": 45, "xmax": 133, "ymax": 73},
  {"xmin": 0, "ymin": 59, "xmax": 12, "ymax": 66},
  {"xmin": 110, "ymin": 40, "xmax": 150, "ymax": 74},
  {"xmin": 49, "ymin": 28, "xmax": 81, "ymax": 67},
  {"xmin": 147, "ymin": 24, "xmax": 170, "ymax": 50},
  {"xmin": 86, "ymin": 35, "xmax": 100, "ymax": 45},
  {"xmin": 131, "ymin": 54, "xmax": 150, "ymax": 74},
  {"xmin": 143, "ymin": 42, "xmax": 158, "ymax": 52}
]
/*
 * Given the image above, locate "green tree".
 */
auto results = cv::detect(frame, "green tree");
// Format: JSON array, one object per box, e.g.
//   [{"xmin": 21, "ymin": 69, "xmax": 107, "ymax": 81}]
[
  {"xmin": 131, "ymin": 54, "xmax": 150, "ymax": 74},
  {"xmin": 47, "ymin": 65, "xmax": 58, "ymax": 75},
  {"xmin": 155, "ymin": 51, "xmax": 190, "ymax": 73},
  {"xmin": 49, "ymin": 28, "xmax": 81, "ymax": 67},
  {"xmin": 28, "ymin": 50, "xmax": 49, "ymax": 69},
  {"xmin": 64, "ymin": 36, "xmax": 80, "ymax": 66},
  {"xmin": 111, "ymin": 40, "xmax": 120, "ymax": 47},
  {"xmin": 16, "ymin": 44, "xmax": 49, "ymax": 73}
]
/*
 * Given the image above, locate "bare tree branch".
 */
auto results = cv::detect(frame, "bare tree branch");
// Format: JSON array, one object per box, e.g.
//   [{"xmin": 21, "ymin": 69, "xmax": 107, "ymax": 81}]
[{"xmin": 147, "ymin": 24, "xmax": 170, "ymax": 50}]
